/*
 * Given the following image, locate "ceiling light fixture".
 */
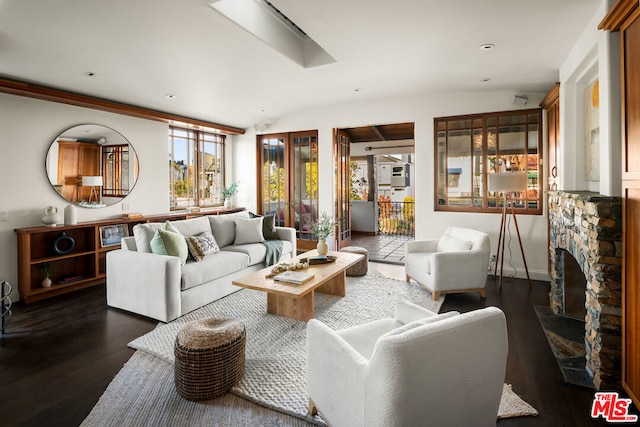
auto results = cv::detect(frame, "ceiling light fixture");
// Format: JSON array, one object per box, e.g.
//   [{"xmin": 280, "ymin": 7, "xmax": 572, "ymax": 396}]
[
  {"xmin": 481, "ymin": 78, "xmax": 491, "ymax": 83},
  {"xmin": 165, "ymin": 94, "xmax": 176, "ymax": 100},
  {"xmin": 479, "ymin": 43, "xmax": 495, "ymax": 51},
  {"xmin": 83, "ymin": 71, "xmax": 96, "ymax": 77}
]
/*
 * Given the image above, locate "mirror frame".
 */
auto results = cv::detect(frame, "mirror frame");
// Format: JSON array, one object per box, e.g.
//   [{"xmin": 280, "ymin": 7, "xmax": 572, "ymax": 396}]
[{"xmin": 45, "ymin": 124, "xmax": 139, "ymax": 208}]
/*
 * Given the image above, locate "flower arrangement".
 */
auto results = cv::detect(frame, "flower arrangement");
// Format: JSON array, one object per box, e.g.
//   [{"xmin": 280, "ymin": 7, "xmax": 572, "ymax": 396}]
[
  {"xmin": 308, "ymin": 212, "xmax": 338, "ymax": 240},
  {"xmin": 222, "ymin": 181, "xmax": 239, "ymax": 200}
]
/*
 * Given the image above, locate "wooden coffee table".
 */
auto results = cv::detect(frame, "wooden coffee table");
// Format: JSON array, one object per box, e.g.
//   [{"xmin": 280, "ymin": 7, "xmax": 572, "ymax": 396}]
[{"xmin": 232, "ymin": 250, "xmax": 364, "ymax": 321}]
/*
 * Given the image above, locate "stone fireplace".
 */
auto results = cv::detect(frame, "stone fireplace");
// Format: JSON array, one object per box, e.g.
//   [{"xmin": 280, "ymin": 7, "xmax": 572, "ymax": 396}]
[{"xmin": 547, "ymin": 191, "xmax": 622, "ymax": 390}]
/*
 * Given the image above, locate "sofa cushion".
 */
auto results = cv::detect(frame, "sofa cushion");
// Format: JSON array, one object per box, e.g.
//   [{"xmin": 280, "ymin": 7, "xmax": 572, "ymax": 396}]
[
  {"xmin": 150, "ymin": 228, "xmax": 189, "ymax": 265},
  {"xmin": 185, "ymin": 231, "xmax": 220, "ymax": 261},
  {"xmin": 181, "ymin": 251, "xmax": 250, "ymax": 290},
  {"xmin": 222, "ymin": 240, "xmax": 292, "ymax": 266},
  {"xmin": 249, "ymin": 212, "xmax": 279, "ymax": 240},
  {"xmin": 209, "ymin": 211, "xmax": 250, "ymax": 247},
  {"xmin": 234, "ymin": 217, "xmax": 264, "ymax": 245},
  {"xmin": 437, "ymin": 234, "xmax": 472, "ymax": 252},
  {"xmin": 169, "ymin": 216, "xmax": 211, "ymax": 237},
  {"xmin": 132, "ymin": 222, "xmax": 164, "ymax": 253}
]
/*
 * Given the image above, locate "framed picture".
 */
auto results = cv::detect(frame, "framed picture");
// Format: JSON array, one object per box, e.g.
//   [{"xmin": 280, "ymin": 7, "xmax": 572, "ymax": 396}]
[{"xmin": 99, "ymin": 224, "xmax": 129, "ymax": 247}]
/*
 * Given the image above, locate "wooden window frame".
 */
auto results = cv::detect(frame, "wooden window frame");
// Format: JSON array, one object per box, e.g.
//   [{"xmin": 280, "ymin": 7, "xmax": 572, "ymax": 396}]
[
  {"xmin": 168, "ymin": 126, "xmax": 226, "ymax": 209},
  {"xmin": 434, "ymin": 108, "xmax": 543, "ymax": 215}
]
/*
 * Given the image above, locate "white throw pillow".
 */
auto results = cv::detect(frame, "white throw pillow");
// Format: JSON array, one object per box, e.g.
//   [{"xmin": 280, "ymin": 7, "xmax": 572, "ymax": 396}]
[
  {"xmin": 437, "ymin": 234, "xmax": 472, "ymax": 252},
  {"xmin": 234, "ymin": 217, "xmax": 265, "ymax": 245}
]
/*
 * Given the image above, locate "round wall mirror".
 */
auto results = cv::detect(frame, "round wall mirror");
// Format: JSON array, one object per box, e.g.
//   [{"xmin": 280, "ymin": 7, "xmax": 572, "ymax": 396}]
[{"xmin": 45, "ymin": 124, "xmax": 139, "ymax": 208}]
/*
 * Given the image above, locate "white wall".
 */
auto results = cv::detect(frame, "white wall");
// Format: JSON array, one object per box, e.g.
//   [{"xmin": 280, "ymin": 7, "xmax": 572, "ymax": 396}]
[
  {"xmin": 235, "ymin": 89, "xmax": 551, "ymax": 281},
  {"xmin": 558, "ymin": 0, "xmax": 621, "ymax": 196},
  {"xmin": 0, "ymin": 93, "xmax": 170, "ymax": 302}
]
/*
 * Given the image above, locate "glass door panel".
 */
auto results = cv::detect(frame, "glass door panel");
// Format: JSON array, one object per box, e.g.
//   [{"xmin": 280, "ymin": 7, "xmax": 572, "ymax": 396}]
[
  {"xmin": 292, "ymin": 133, "xmax": 318, "ymax": 250},
  {"xmin": 261, "ymin": 135, "xmax": 287, "ymax": 227},
  {"xmin": 259, "ymin": 131, "xmax": 318, "ymax": 251}
]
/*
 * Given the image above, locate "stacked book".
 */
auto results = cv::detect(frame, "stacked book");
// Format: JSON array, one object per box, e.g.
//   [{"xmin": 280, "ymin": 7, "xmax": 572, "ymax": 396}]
[{"xmin": 273, "ymin": 271, "xmax": 315, "ymax": 285}]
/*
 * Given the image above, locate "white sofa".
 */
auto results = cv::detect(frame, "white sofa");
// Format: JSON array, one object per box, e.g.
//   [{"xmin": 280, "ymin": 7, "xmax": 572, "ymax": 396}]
[
  {"xmin": 106, "ymin": 211, "xmax": 296, "ymax": 322},
  {"xmin": 405, "ymin": 226, "xmax": 490, "ymax": 300},
  {"xmin": 307, "ymin": 302, "xmax": 508, "ymax": 427}
]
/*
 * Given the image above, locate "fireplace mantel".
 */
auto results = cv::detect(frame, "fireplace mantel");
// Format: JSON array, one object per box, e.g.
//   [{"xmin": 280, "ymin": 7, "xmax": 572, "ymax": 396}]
[{"xmin": 547, "ymin": 190, "xmax": 622, "ymax": 389}]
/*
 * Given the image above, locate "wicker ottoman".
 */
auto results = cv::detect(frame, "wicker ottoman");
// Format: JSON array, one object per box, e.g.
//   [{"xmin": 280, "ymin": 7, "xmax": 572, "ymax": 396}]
[
  {"xmin": 340, "ymin": 246, "xmax": 369, "ymax": 276},
  {"xmin": 174, "ymin": 318, "xmax": 246, "ymax": 401}
]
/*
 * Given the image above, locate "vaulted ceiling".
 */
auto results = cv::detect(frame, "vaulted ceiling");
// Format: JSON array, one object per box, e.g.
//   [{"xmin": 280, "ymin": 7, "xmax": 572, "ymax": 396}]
[{"xmin": 0, "ymin": 0, "xmax": 601, "ymax": 131}]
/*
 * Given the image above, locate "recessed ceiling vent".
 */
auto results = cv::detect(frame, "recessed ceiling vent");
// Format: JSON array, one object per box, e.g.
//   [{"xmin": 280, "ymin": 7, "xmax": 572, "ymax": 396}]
[
  {"xmin": 261, "ymin": 0, "xmax": 309, "ymax": 40},
  {"xmin": 209, "ymin": 0, "xmax": 336, "ymax": 68}
]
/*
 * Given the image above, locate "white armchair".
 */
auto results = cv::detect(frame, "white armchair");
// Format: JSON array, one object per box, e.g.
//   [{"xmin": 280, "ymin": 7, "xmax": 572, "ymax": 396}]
[
  {"xmin": 405, "ymin": 226, "xmax": 491, "ymax": 300},
  {"xmin": 306, "ymin": 302, "xmax": 508, "ymax": 427}
]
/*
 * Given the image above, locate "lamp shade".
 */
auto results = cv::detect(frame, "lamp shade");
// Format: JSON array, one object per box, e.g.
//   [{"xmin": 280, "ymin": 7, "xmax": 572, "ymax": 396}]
[
  {"xmin": 82, "ymin": 176, "xmax": 103, "ymax": 187},
  {"xmin": 487, "ymin": 171, "xmax": 527, "ymax": 192}
]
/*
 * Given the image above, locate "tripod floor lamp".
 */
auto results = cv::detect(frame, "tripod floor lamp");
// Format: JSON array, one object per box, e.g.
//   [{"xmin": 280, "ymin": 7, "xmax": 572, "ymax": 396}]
[
  {"xmin": 82, "ymin": 176, "xmax": 103, "ymax": 205},
  {"xmin": 488, "ymin": 171, "xmax": 531, "ymax": 290}
]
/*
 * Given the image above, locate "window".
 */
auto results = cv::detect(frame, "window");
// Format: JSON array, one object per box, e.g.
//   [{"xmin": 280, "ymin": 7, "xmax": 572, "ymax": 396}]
[
  {"xmin": 168, "ymin": 126, "xmax": 226, "ymax": 209},
  {"xmin": 102, "ymin": 144, "xmax": 132, "ymax": 197},
  {"xmin": 434, "ymin": 109, "xmax": 542, "ymax": 214}
]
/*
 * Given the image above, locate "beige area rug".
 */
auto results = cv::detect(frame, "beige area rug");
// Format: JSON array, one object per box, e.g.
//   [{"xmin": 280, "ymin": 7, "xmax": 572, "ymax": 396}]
[{"xmin": 83, "ymin": 274, "xmax": 537, "ymax": 425}]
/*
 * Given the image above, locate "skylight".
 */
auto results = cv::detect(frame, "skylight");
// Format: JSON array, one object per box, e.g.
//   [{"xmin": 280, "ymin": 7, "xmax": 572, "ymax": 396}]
[{"xmin": 209, "ymin": 0, "xmax": 336, "ymax": 68}]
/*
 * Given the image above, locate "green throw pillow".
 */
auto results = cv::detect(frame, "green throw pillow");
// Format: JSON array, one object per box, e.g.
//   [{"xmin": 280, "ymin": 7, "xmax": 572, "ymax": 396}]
[
  {"xmin": 165, "ymin": 220, "xmax": 180, "ymax": 234},
  {"xmin": 150, "ymin": 228, "xmax": 189, "ymax": 265}
]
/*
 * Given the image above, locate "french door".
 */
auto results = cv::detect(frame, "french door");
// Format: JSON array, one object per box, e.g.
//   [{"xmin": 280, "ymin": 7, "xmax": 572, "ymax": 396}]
[
  {"xmin": 258, "ymin": 131, "xmax": 319, "ymax": 251},
  {"xmin": 334, "ymin": 129, "xmax": 352, "ymax": 249}
]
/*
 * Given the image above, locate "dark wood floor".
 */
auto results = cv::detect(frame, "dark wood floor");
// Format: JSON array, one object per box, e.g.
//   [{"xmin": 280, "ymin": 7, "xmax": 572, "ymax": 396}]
[{"xmin": 0, "ymin": 272, "xmax": 631, "ymax": 426}]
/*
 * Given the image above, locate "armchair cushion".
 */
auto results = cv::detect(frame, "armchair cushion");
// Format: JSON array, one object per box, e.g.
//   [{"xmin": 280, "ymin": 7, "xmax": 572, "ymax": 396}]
[
  {"xmin": 405, "ymin": 226, "xmax": 490, "ymax": 300},
  {"xmin": 437, "ymin": 234, "xmax": 472, "ymax": 252},
  {"xmin": 307, "ymin": 305, "xmax": 507, "ymax": 427}
]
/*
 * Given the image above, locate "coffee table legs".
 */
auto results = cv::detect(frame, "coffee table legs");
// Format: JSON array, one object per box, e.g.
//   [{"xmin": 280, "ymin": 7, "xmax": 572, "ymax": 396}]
[
  {"xmin": 316, "ymin": 271, "xmax": 346, "ymax": 297},
  {"xmin": 267, "ymin": 292, "xmax": 315, "ymax": 321},
  {"xmin": 266, "ymin": 272, "xmax": 347, "ymax": 321}
]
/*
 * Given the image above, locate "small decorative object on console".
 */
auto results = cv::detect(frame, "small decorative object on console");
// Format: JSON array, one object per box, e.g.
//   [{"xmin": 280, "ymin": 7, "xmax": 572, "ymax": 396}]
[
  {"xmin": 41, "ymin": 206, "xmax": 61, "ymax": 227},
  {"xmin": 99, "ymin": 224, "xmax": 129, "ymax": 247},
  {"xmin": 52, "ymin": 231, "xmax": 76, "ymax": 255},
  {"xmin": 64, "ymin": 204, "xmax": 77, "ymax": 225},
  {"xmin": 41, "ymin": 263, "xmax": 53, "ymax": 287}
]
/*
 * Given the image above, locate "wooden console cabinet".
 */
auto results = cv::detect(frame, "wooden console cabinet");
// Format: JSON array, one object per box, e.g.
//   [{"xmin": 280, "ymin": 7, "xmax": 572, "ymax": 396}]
[
  {"xmin": 15, "ymin": 218, "xmax": 144, "ymax": 303},
  {"xmin": 15, "ymin": 207, "xmax": 245, "ymax": 303}
]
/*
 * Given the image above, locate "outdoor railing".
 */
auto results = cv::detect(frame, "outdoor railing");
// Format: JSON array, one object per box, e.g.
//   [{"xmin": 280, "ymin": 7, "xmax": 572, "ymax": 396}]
[{"xmin": 377, "ymin": 200, "xmax": 415, "ymax": 236}]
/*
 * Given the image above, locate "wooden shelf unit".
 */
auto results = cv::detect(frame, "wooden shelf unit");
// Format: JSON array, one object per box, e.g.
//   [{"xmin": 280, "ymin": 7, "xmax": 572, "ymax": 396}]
[
  {"xmin": 16, "ymin": 218, "xmax": 144, "ymax": 304},
  {"xmin": 15, "ymin": 206, "xmax": 245, "ymax": 303}
]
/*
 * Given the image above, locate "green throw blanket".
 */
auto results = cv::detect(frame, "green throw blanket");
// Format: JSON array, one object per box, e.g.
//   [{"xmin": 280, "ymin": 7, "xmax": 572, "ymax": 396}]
[{"xmin": 263, "ymin": 239, "xmax": 283, "ymax": 267}]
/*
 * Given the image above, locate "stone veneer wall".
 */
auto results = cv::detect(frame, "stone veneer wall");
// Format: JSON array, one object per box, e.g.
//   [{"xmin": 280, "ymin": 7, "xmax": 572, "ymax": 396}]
[{"xmin": 547, "ymin": 191, "xmax": 622, "ymax": 390}]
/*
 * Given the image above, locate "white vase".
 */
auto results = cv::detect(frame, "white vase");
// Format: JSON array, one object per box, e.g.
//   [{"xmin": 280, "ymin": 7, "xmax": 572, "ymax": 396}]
[
  {"xmin": 42, "ymin": 278, "xmax": 52, "ymax": 288},
  {"xmin": 64, "ymin": 204, "xmax": 77, "ymax": 225},
  {"xmin": 317, "ymin": 238, "xmax": 329, "ymax": 256},
  {"xmin": 41, "ymin": 206, "xmax": 61, "ymax": 227},
  {"xmin": 224, "ymin": 199, "xmax": 230, "ymax": 209}
]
